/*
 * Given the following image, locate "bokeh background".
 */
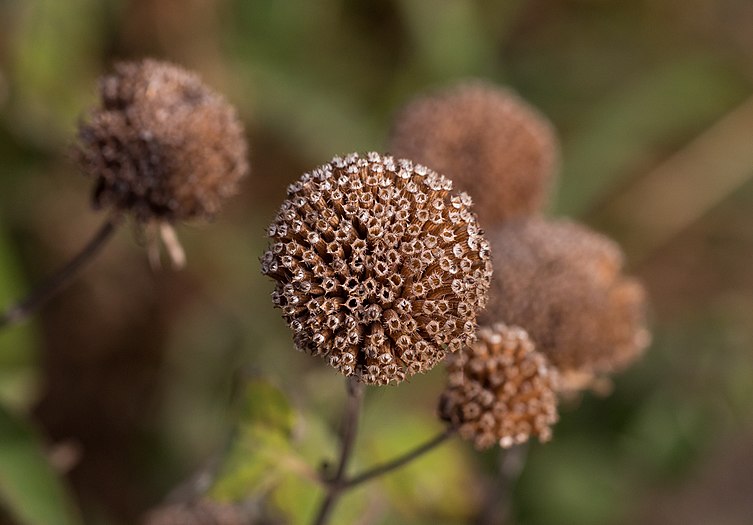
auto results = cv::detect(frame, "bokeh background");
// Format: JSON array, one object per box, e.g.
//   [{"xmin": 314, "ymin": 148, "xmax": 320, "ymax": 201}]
[{"xmin": 1, "ymin": 0, "xmax": 753, "ymax": 524}]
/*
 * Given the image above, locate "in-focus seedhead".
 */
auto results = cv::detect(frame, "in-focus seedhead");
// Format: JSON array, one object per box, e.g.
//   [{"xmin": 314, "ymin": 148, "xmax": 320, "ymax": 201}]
[
  {"xmin": 439, "ymin": 323, "xmax": 559, "ymax": 449},
  {"xmin": 261, "ymin": 152, "xmax": 493, "ymax": 385}
]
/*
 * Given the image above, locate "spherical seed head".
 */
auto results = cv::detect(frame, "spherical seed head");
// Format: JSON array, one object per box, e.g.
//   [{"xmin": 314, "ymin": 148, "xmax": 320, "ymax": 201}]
[
  {"xmin": 389, "ymin": 81, "xmax": 558, "ymax": 228},
  {"xmin": 438, "ymin": 324, "xmax": 559, "ymax": 450},
  {"xmin": 75, "ymin": 59, "xmax": 249, "ymax": 222},
  {"xmin": 482, "ymin": 218, "xmax": 650, "ymax": 385},
  {"xmin": 261, "ymin": 152, "xmax": 493, "ymax": 385}
]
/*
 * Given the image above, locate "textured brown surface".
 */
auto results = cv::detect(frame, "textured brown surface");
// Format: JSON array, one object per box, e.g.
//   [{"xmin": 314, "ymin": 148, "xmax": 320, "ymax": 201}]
[
  {"xmin": 439, "ymin": 324, "xmax": 559, "ymax": 450},
  {"xmin": 389, "ymin": 81, "xmax": 558, "ymax": 228},
  {"xmin": 75, "ymin": 59, "xmax": 248, "ymax": 222},
  {"xmin": 261, "ymin": 152, "xmax": 493, "ymax": 384},
  {"xmin": 482, "ymin": 218, "xmax": 650, "ymax": 384}
]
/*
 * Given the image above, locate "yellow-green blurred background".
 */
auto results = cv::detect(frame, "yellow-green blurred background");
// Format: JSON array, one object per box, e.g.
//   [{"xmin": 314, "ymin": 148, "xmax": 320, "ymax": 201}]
[{"xmin": 1, "ymin": 0, "xmax": 753, "ymax": 524}]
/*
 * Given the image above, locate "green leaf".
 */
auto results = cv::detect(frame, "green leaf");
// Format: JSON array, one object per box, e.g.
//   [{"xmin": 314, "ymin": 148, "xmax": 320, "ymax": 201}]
[
  {"xmin": 0, "ymin": 221, "xmax": 38, "ymax": 410},
  {"xmin": 211, "ymin": 424, "xmax": 297, "ymax": 501},
  {"xmin": 269, "ymin": 470, "xmax": 323, "ymax": 525},
  {"xmin": 272, "ymin": 467, "xmax": 371, "ymax": 525},
  {"xmin": 270, "ymin": 413, "xmax": 356, "ymax": 524},
  {"xmin": 237, "ymin": 378, "xmax": 295, "ymax": 434},
  {"xmin": 0, "ymin": 404, "xmax": 81, "ymax": 525},
  {"xmin": 357, "ymin": 403, "xmax": 477, "ymax": 523},
  {"xmin": 211, "ymin": 379, "xmax": 303, "ymax": 502}
]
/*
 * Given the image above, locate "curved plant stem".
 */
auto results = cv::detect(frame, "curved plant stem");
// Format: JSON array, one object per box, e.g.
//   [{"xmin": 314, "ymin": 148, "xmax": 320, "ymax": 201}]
[
  {"xmin": 0, "ymin": 217, "xmax": 120, "ymax": 328},
  {"xmin": 312, "ymin": 377, "xmax": 365, "ymax": 525},
  {"xmin": 341, "ymin": 427, "xmax": 455, "ymax": 490}
]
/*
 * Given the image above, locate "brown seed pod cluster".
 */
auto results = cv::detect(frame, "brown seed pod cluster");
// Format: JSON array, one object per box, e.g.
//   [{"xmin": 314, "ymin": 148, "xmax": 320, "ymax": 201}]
[
  {"xmin": 439, "ymin": 323, "xmax": 559, "ymax": 449},
  {"xmin": 389, "ymin": 81, "xmax": 558, "ymax": 228},
  {"xmin": 75, "ymin": 59, "xmax": 249, "ymax": 222},
  {"xmin": 261, "ymin": 152, "xmax": 493, "ymax": 385},
  {"xmin": 482, "ymin": 218, "xmax": 650, "ymax": 386}
]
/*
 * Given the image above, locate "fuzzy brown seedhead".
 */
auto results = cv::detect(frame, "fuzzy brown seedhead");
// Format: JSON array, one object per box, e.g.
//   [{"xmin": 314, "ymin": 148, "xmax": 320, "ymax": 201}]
[
  {"xmin": 389, "ymin": 81, "xmax": 558, "ymax": 228},
  {"xmin": 75, "ymin": 59, "xmax": 248, "ymax": 222},
  {"xmin": 482, "ymin": 218, "xmax": 650, "ymax": 388},
  {"xmin": 261, "ymin": 152, "xmax": 493, "ymax": 385},
  {"xmin": 439, "ymin": 323, "xmax": 558, "ymax": 450}
]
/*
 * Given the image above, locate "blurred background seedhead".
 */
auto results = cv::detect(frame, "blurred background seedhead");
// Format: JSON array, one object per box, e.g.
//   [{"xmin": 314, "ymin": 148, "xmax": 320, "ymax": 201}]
[
  {"xmin": 389, "ymin": 81, "xmax": 558, "ymax": 228},
  {"xmin": 75, "ymin": 59, "xmax": 248, "ymax": 223},
  {"xmin": 482, "ymin": 218, "xmax": 650, "ymax": 388}
]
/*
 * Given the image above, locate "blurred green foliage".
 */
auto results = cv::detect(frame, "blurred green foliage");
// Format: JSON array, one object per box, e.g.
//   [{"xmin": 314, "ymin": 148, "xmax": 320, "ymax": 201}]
[
  {"xmin": 211, "ymin": 380, "xmax": 303, "ymax": 508},
  {"xmin": 1, "ymin": 0, "xmax": 753, "ymax": 524},
  {"xmin": 0, "ymin": 404, "xmax": 81, "ymax": 525}
]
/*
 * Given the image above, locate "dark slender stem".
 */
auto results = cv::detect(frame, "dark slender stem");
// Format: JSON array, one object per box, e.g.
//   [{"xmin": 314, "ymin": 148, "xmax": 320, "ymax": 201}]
[
  {"xmin": 312, "ymin": 377, "xmax": 365, "ymax": 525},
  {"xmin": 341, "ymin": 427, "xmax": 455, "ymax": 490},
  {"xmin": 0, "ymin": 217, "xmax": 120, "ymax": 328}
]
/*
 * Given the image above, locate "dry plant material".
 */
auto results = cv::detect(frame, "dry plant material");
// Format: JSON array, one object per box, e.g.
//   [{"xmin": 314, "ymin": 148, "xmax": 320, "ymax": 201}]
[
  {"xmin": 439, "ymin": 323, "xmax": 559, "ymax": 449},
  {"xmin": 261, "ymin": 152, "xmax": 493, "ymax": 385},
  {"xmin": 75, "ymin": 59, "xmax": 248, "ymax": 222},
  {"xmin": 482, "ymin": 218, "xmax": 650, "ymax": 389},
  {"xmin": 389, "ymin": 81, "xmax": 558, "ymax": 228}
]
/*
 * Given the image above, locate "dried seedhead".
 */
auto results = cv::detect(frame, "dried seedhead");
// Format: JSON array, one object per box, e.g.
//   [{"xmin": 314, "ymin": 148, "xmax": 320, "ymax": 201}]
[
  {"xmin": 75, "ymin": 59, "xmax": 249, "ymax": 222},
  {"xmin": 389, "ymin": 81, "xmax": 558, "ymax": 228},
  {"xmin": 439, "ymin": 323, "xmax": 559, "ymax": 450},
  {"xmin": 482, "ymin": 218, "xmax": 650, "ymax": 388},
  {"xmin": 261, "ymin": 152, "xmax": 493, "ymax": 385}
]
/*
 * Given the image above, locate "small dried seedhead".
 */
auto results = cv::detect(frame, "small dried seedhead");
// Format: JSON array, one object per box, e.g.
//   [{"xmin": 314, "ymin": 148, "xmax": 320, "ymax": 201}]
[
  {"xmin": 439, "ymin": 323, "xmax": 559, "ymax": 450},
  {"xmin": 75, "ymin": 59, "xmax": 249, "ymax": 222},
  {"xmin": 389, "ymin": 81, "xmax": 558, "ymax": 228},
  {"xmin": 261, "ymin": 152, "xmax": 493, "ymax": 385},
  {"xmin": 482, "ymin": 218, "xmax": 650, "ymax": 388}
]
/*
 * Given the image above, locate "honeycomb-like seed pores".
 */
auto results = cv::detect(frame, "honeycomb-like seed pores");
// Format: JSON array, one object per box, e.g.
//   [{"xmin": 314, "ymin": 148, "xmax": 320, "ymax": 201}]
[
  {"xmin": 389, "ymin": 81, "xmax": 558, "ymax": 228},
  {"xmin": 482, "ymin": 218, "xmax": 650, "ymax": 386},
  {"xmin": 75, "ymin": 59, "xmax": 249, "ymax": 222},
  {"xmin": 438, "ymin": 324, "xmax": 559, "ymax": 450},
  {"xmin": 261, "ymin": 152, "xmax": 493, "ymax": 385}
]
